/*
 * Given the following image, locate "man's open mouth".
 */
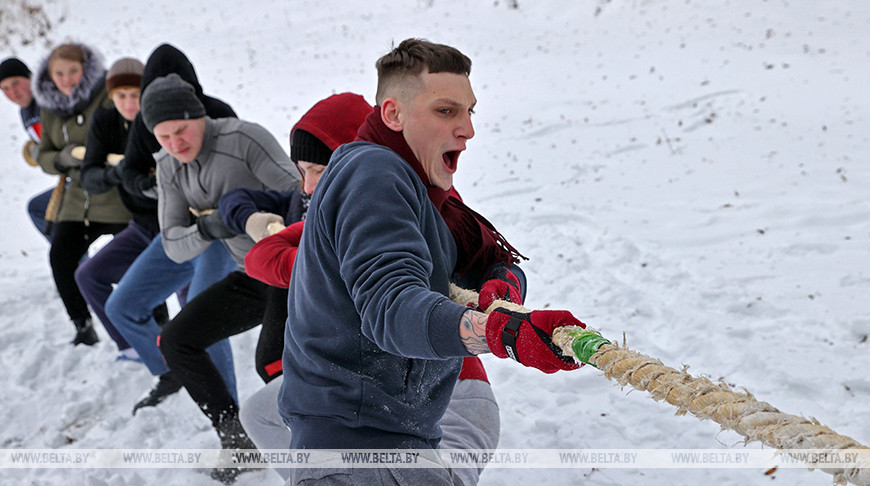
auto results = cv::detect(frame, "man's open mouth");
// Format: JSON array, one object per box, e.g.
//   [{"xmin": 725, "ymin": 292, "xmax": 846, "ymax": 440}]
[{"xmin": 442, "ymin": 150, "xmax": 460, "ymax": 172}]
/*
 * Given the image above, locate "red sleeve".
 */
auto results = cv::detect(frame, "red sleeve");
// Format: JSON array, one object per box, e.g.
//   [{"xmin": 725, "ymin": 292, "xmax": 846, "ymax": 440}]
[{"xmin": 243, "ymin": 221, "xmax": 304, "ymax": 288}]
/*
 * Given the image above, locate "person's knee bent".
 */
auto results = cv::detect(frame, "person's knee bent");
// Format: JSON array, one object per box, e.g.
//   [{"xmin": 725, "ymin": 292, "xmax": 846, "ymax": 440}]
[
  {"xmin": 444, "ymin": 379, "xmax": 501, "ymax": 451},
  {"xmin": 156, "ymin": 324, "xmax": 179, "ymax": 364},
  {"xmin": 104, "ymin": 292, "xmax": 123, "ymax": 324},
  {"xmin": 105, "ymin": 285, "xmax": 151, "ymax": 325},
  {"xmin": 157, "ymin": 316, "xmax": 198, "ymax": 366},
  {"xmin": 73, "ymin": 259, "xmax": 96, "ymax": 294}
]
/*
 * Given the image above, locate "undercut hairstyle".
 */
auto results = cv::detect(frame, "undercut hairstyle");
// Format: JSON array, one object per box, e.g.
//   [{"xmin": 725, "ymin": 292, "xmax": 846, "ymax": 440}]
[
  {"xmin": 374, "ymin": 38, "xmax": 472, "ymax": 104},
  {"xmin": 48, "ymin": 44, "xmax": 86, "ymax": 69}
]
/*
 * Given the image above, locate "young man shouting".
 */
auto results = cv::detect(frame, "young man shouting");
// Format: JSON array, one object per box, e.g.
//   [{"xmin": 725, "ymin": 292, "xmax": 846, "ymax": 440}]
[{"xmin": 279, "ymin": 38, "xmax": 584, "ymax": 485}]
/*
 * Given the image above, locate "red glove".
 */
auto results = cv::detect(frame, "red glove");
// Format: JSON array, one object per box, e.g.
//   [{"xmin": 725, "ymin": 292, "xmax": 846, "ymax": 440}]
[
  {"xmin": 244, "ymin": 221, "xmax": 305, "ymax": 288},
  {"xmin": 486, "ymin": 308, "xmax": 583, "ymax": 373},
  {"xmin": 478, "ymin": 266, "xmax": 523, "ymax": 311}
]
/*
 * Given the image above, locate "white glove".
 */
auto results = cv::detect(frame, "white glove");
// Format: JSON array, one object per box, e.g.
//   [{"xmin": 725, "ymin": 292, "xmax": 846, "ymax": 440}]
[
  {"xmin": 106, "ymin": 153, "xmax": 124, "ymax": 166},
  {"xmin": 267, "ymin": 221, "xmax": 286, "ymax": 236},
  {"xmin": 70, "ymin": 146, "xmax": 86, "ymax": 160},
  {"xmin": 245, "ymin": 212, "xmax": 284, "ymax": 242}
]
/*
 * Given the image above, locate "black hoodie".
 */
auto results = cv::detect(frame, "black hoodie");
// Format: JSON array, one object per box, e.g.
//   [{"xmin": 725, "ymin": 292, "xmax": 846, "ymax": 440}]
[{"xmin": 119, "ymin": 43, "xmax": 237, "ymax": 233}]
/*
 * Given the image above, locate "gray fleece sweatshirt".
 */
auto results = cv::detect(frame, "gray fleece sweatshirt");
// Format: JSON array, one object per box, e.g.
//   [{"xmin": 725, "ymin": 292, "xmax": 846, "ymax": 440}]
[{"xmin": 156, "ymin": 117, "xmax": 300, "ymax": 267}]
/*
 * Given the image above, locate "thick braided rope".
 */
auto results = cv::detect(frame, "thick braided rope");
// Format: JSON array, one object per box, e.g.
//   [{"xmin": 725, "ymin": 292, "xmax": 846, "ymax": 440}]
[{"xmin": 449, "ymin": 284, "xmax": 870, "ymax": 486}]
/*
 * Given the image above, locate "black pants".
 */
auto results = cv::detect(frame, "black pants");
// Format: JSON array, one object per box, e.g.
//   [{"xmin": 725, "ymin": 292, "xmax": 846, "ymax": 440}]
[
  {"xmin": 49, "ymin": 220, "xmax": 128, "ymax": 321},
  {"xmin": 158, "ymin": 270, "xmax": 287, "ymax": 426},
  {"xmin": 256, "ymin": 285, "xmax": 287, "ymax": 383}
]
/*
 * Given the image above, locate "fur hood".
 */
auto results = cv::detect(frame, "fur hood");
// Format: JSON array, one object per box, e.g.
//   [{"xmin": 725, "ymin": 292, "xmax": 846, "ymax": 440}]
[{"xmin": 32, "ymin": 43, "xmax": 106, "ymax": 117}]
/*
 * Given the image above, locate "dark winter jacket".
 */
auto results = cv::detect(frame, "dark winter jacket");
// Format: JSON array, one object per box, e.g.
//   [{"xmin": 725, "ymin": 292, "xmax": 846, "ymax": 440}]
[
  {"xmin": 279, "ymin": 141, "xmax": 474, "ymax": 450},
  {"xmin": 120, "ymin": 43, "xmax": 236, "ymax": 208},
  {"xmin": 20, "ymin": 98, "xmax": 41, "ymax": 142},
  {"xmin": 218, "ymin": 186, "xmax": 307, "ymax": 234},
  {"xmin": 31, "ymin": 43, "xmax": 131, "ymax": 224},
  {"xmin": 156, "ymin": 117, "xmax": 299, "ymax": 268},
  {"xmin": 80, "ymin": 107, "xmax": 158, "ymax": 233}
]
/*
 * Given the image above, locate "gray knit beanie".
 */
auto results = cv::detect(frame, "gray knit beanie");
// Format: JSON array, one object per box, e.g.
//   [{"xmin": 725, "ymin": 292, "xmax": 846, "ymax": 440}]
[{"xmin": 140, "ymin": 73, "xmax": 205, "ymax": 132}]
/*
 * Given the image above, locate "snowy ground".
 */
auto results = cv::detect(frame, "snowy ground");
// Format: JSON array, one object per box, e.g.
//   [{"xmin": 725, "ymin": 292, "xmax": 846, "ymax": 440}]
[{"xmin": 1, "ymin": 1, "xmax": 868, "ymax": 485}]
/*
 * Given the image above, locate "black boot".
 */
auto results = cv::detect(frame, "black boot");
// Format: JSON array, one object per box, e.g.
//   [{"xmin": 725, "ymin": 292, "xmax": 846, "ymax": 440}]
[
  {"xmin": 210, "ymin": 414, "xmax": 257, "ymax": 484},
  {"xmin": 71, "ymin": 317, "xmax": 99, "ymax": 346},
  {"xmin": 132, "ymin": 371, "xmax": 182, "ymax": 415}
]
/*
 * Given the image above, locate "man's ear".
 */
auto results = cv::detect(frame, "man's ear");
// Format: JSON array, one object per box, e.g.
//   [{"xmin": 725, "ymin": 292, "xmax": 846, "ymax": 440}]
[{"xmin": 381, "ymin": 98, "xmax": 403, "ymax": 132}]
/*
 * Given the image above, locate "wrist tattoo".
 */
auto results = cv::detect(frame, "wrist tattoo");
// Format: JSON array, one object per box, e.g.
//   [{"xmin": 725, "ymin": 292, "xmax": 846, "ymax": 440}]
[{"xmin": 459, "ymin": 309, "xmax": 490, "ymax": 355}]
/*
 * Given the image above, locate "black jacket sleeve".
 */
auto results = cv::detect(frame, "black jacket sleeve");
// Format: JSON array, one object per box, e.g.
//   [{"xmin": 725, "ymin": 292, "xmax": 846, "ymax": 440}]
[
  {"xmin": 120, "ymin": 114, "xmax": 161, "ymax": 199},
  {"xmin": 80, "ymin": 108, "xmax": 123, "ymax": 194}
]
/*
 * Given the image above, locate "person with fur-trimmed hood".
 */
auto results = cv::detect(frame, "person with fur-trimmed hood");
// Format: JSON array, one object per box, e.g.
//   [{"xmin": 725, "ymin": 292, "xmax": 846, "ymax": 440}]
[{"xmin": 31, "ymin": 43, "xmax": 131, "ymax": 346}]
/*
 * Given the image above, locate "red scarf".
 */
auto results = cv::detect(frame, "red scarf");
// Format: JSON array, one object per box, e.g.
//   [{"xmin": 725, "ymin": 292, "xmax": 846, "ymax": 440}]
[{"xmin": 356, "ymin": 108, "xmax": 525, "ymax": 275}]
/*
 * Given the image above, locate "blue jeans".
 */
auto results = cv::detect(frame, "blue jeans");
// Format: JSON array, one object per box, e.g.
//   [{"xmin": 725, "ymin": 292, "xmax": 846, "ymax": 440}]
[
  {"xmin": 106, "ymin": 234, "xmax": 239, "ymax": 402},
  {"xmin": 27, "ymin": 187, "xmax": 54, "ymax": 241}
]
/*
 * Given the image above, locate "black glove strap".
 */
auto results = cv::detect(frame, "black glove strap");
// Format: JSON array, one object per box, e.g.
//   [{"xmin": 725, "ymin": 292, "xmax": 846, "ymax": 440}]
[{"xmin": 501, "ymin": 313, "xmax": 523, "ymax": 362}]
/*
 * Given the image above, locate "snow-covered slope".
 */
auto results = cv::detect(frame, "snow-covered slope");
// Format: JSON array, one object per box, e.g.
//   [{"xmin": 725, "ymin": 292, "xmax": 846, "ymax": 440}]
[{"xmin": 1, "ymin": 1, "xmax": 867, "ymax": 484}]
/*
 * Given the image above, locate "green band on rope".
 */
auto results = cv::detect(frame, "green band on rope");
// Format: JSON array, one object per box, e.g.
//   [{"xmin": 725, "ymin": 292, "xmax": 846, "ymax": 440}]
[{"xmin": 561, "ymin": 327, "xmax": 612, "ymax": 367}]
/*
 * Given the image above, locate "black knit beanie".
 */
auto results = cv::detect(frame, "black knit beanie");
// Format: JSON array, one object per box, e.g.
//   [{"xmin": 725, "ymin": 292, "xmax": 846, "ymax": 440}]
[
  {"xmin": 140, "ymin": 73, "xmax": 205, "ymax": 132},
  {"xmin": 291, "ymin": 129, "xmax": 333, "ymax": 165},
  {"xmin": 0, "ymin": 57, "xmax": 31, "ymax": 83}
]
